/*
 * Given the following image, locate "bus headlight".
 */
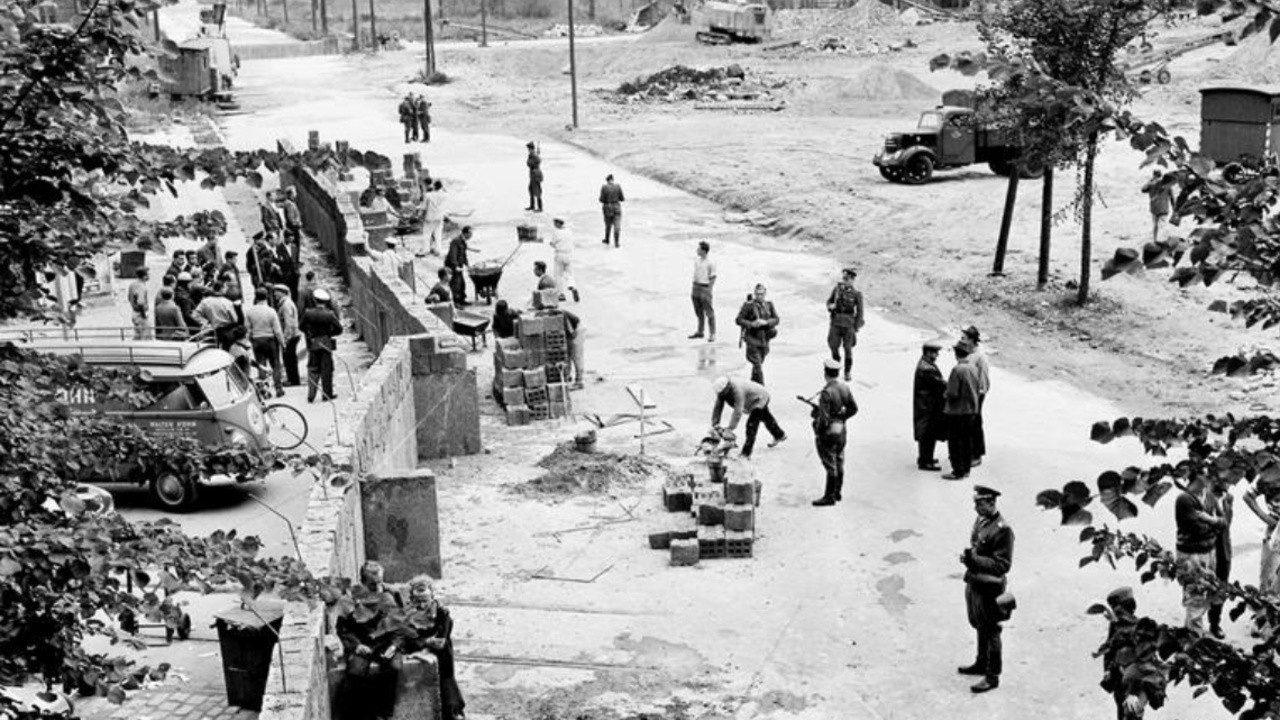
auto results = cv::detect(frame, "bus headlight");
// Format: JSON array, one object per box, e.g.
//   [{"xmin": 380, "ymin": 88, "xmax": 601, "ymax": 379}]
[
  {"xmin": 226, "ymin": 428, "xmax": 252, "ymax": 447},
  {"xmin": 247, "ymin": 404, "xmax": 265, "ymax": 435}
]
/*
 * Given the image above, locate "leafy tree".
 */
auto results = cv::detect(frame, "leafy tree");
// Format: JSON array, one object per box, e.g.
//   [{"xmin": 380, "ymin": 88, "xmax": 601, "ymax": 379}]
[{"xmin": 934, "ymin": 0, "xmax": 1168, "ymax": 304}]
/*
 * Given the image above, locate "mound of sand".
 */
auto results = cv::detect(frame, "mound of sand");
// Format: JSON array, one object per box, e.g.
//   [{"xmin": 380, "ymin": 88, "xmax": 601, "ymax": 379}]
[
  {"xmin": 836, "ymin": 64, "xmax": 939, "ymax": 100},
  {"xmin": 1211, "ymin": 31, "xmax": 1280, "ymax": 83},
  {"xmin": 636, "ymin": 13, "xmax": 700, "ymax": 44},
  {"xmin": 512, "ymin": 443, "xmax": 680, "ymax": 495}
]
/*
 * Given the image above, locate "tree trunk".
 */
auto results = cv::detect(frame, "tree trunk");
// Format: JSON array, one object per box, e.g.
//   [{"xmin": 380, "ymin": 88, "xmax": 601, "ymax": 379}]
[
  {"xmin": 1038, "ymin": 166, "xmax": 1053, "ymax": 289},
  {"xmin": 1077, "ymin": 134, "xmax": 1098, "ymax": 305},
  {"xmin": 311, "ymin": 0, "xmax": 317, "ymax": 31},
  {"xmin": 320, "ymin": 0, "xmax": 328, "ymax": 34},
  {"xmin": 350, "ymin": 0, "xmax": 358, "ymax": 48},
  {"xmin": 368, "ymin": 0, "xmax": 376, "ymax": 47},
  {"xmin": 423, "ymin": 0, "xmax": 435, "ymax": 74},
  {"xmin": 992, "ymin": 171, "xmax": 1019, "ymax": 276},
  {"xmin": 283, "ymin": 0, "xmax": 289, "ymax": 25}
]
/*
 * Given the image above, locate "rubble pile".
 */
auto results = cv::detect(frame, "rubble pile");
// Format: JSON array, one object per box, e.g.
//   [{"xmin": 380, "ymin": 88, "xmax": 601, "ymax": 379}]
[
  {"xmin": 609, "ymin": 64, "xmax": 786, "ymax": 103},
  {"xmin": 542, "ymin": 22, "xmax": 604, "ymax": 37},
  {"xmin": 515, "ymin": 443, "xmax": 678, "ymax": 495},
  {"xmin": 797, "ymin": 36, "xmax": 916, "ymax": 54}
]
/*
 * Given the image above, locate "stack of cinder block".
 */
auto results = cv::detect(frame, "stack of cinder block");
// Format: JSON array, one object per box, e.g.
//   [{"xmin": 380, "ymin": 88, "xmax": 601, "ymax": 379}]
[
  {"xmin": 650, "ymin": 455, "xmax": 759, "ymax": 566},
  {"xmin": 490, "ymin": 310, "xmax": 573, "ymax": 425}
]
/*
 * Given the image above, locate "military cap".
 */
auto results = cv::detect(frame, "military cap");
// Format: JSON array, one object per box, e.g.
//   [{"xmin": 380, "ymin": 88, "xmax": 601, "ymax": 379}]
[
  {"xmin": 923, "ymin": 340, "xmax": 942, "ymax": 351},
  {"xmin": 553, "ymin": 217, "xmax": 565, "ymax": 226},
  {"xmin": 272, "ymin": 284, "xmax": 290, "ymax": 294},
  {"xmin": 526, "ymin": 141, "xmax": 536, "ymax": 148},
  {"xmin": 963, "ymin": 325, "xmax": 982, "ymax": 342},
  {"xmin": 313, "ymin": 288, "xmax": 332, "ymax": 303},
  {"xmin": 973, "ymin": 485, "xmax": 1001, "ymax": 500},
  {"xmin": 176, "ymin": 272, "xmax": 192, "ymax": 282},
  {"xmin": 823, "ymin": 358, "xmax": 841, "ymax": 371},
  {"xmin": 842, "ymin": 267, "xmax": 858, "ymax": 277}
]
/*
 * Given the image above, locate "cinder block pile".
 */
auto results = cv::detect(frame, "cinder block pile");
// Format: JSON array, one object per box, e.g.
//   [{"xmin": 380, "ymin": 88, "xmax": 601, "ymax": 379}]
[
  {"xmin": 649, "ymin": 455, "xmax": 759, "ymax": 565},
  {"xmin": 491, "ymin": 310, "xmax": 573, "ymax": 426}
]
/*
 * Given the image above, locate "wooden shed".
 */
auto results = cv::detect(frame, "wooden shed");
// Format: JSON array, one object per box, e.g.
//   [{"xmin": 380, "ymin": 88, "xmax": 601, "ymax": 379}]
[{"xmin": 1200, "ymin": 86, "xmax": 1280, "ymax": 164}]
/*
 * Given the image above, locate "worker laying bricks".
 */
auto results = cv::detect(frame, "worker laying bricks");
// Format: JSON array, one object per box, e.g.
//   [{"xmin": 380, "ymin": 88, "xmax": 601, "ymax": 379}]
[{"xmin": 710, "ymin": 375, "xmax": 786, "ymax": 460}]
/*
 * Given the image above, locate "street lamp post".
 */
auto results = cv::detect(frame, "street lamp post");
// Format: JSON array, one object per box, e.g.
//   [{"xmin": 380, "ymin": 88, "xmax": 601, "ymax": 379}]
[{"xmin": 567, "ymin": 0, "xmax": 578, "ymax": 128}]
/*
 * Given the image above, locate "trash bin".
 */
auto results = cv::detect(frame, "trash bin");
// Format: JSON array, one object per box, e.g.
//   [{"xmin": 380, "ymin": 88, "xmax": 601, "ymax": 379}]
[{"xmin": 213, "ymin": 606, "xmax": 284, "ymax": 711}]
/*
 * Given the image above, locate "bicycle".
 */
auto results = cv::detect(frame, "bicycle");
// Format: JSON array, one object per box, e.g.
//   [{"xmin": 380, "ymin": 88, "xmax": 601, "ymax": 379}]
[{"xmin": 249, "ymin": 362, "xmax": 309, "ymax": 451}]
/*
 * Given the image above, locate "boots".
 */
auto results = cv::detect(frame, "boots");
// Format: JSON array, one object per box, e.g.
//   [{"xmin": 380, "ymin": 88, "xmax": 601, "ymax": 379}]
[{"xmin": 812, "ymin": 476, "xmax": 836, "ymax": 506}]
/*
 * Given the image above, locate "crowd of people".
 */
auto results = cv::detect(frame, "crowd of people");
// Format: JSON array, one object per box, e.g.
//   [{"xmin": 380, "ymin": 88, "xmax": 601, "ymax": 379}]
[{"xmin": 123, "ymin": 188, "xmax": 344, "ymax": 403}]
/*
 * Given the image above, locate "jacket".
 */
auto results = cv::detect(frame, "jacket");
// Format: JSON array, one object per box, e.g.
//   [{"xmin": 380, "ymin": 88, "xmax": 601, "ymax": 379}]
[
  {"xmin": 814, "ymin": 379, "xmax": 857, "ymax": 435},
  {"xmin": 913, "ymin": 356, "xmax": 947, "ymax": 441},
  {"xmin": 963, "ymin": 513, "xmax": 1014, "ymax": 589},
  {"xmin": 245, "ymin": 303, "xmax": 283, "ymax": 342},
  {"xmin": 193, "ymin": 295, "xmax": 238, "ymax": 330},
  {"xmin": 944, "ymin": 360, "xmax": 981, "ymax": 416},
  {"xmin": 275, "ymin": 296, "xmax": 300, "ymax": 340},
  {"xmin": 527, "ymin": 151, "xmax": 542, "ymax": 181},
  {"xmin": 736, "ymin": 299, "xmax": 778, "ymax": 349},
  {"xmin": 826, "ymin": 281, "xmax": 865, "ymax": 331},
  {"xmin": 300, "ymin": 305, "xmax": 343, "ymax": 351},
  {"xmin": 598, "ymin": 181, "xmax": 624, "ymax": 208},
  {"xmin": 711, "ymin": 379, "xmax": 770, "ymax": 432},
  {"xmin": 445, "ymin": 237, "xmax": 469, "ymax": 270},
  {"xmin": 154, "ymin": 300, "xmax": 187, "ymax": 340}
]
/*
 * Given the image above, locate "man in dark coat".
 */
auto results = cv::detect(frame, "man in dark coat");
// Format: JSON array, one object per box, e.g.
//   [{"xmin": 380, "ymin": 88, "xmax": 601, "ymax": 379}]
[
  {"xmin": 1207, "ymin": 478, "xmax": 1235, "ymax": 639},
  {"xmin": 735, "ymin": 283, "xmax": 779, "ymax": 385},
  {"xmin": 271, "ymin": 234, "xmax": 299, "ymax": 299},
  {"xmin": 958, "ymin": 484, "xmax": 1014, "ymax": 694},
  {"xmin": 245, "ymin": 233, "xmax": 277, "ymax": 289},
  {"xmin": 337, "ymin": 561, "xmax": 403, "ymax": 720},
  {"xmin": 913, "ymin": 340, "xmax": 947, "ymax": 471},
  {"xmin": 942, "ymin": 339, "xmax": 982, "ymax": 480},
  {"xmin": 598, "ymin": 173, "xmax": 624, "ymax": 247},
  {"xmin": 300, "ymin": 288, "xmax": 342, "ymax": 402},
  {"xmin": 810, "ymin": 358, "xmax": 858, "ymax": 507},
  {"xmin": 445, "ymin": 226, "xmax": 472, "ymax": 305},
  {"xmin": 173, "ymin": 272, "xmax": 199, "ymax": 331},
  {"xmin": 825, "ymin": 267, "xmax": 865, "ymax": 381},
  {"xmin": 1100, "ymin": 587, "xmax": 1166, "ymax": 719},
  {"xmin": 415, "ymin": 94, "xmax": 431, "ymax": 143},
  {"xmin": 399, "ymin": 93, "xmax": 418, "ymax": 143},
  {"xmin": 525, "ymin": 141, "xmax": 543, "ymax": 212}
]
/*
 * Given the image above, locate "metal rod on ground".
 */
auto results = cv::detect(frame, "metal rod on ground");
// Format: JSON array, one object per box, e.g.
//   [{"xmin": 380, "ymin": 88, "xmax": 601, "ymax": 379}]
[{"xmin": 567, "ymin": 0, "xmax": 578, "ymax": 128}]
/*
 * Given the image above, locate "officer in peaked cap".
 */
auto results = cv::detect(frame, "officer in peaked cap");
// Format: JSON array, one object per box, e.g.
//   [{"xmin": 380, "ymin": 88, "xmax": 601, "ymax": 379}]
[
  {"xmin": 809, "ymin": 356, "xmax": 858, "ymax": 507},
  {"xmin": 958, "ymin": 483, "xmax": 1014, "ymax": 694},
  {"xmin": 914, "ymin": 339, "xmax": 946, "ymax": 471}
]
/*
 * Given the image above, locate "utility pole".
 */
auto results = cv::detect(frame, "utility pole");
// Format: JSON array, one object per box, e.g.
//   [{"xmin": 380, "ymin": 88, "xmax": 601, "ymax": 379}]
[
  {"xmin": 351, "ymin": 0, "xmax": 358, "ymax": 49},
  {"xmin": 283, "ymin": 0, "xmax": 289, "ymax": 25},
  {"xmin": 567, "ymin": 0, "xmax": 578, "ymax": 128},
  {"xmin": 320, "ymin": 0, "xmax": 327, "ymax": 34},
  {"xmin": 479, "ymin": 0, "xmax": 487, "ymax": 47},
  {"xmin": 153, "ymin": 8, "xmax": 160, "ymax": 40},
  {"xmin": 423, "ymin": 0, "xmax": 435, "ymax": 75},
  {"xmin": 368, "ymin": 0, "xmax": 376, "ymax": 47},
  {"xmin": 311, "ymin": 0, "xmax": 317, "ymax": 31}
]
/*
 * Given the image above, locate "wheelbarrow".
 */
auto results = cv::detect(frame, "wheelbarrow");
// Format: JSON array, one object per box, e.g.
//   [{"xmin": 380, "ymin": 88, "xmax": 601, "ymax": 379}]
[
  {"xmin": 469, "ymin": 264, "xmax": 504, "ymax": 304},
  {"xmin": 452, "ymin": 310, "xmax": 491, "ymax": 351}
]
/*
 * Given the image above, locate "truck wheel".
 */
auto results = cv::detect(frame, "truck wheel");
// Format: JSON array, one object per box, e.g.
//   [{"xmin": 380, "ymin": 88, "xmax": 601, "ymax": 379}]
[
  {"xmin": 150, "ymin": 473, "xmax": 199, "ymax": 513},
  {"xmin": 1017, "ymin": 161, "xmax": 1046, "ymax": 179},
  {"xmin": 988, "ymin": 160, "xmax": 1013, "ymax": 177},
  {"xmin": 878, "ymin": 166, "xmax": 902, "ymax": 182},
  {"xmin": 901, "ymin": 155, "xmax": 933, "ymax": 184}
]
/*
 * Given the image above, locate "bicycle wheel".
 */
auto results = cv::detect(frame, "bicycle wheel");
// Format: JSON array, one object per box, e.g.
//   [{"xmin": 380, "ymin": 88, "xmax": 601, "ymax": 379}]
[{"xmin": 264, "ymin": 403, "xmax": 308, "ymax": 450}]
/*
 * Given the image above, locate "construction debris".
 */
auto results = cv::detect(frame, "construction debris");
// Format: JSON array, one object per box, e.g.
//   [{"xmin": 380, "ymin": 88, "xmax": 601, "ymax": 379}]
[
  {"xmin": 543, "ymin": 22, "xmax": 604, "ymax": 37},
  {"xmin": 513, "ymin": 442, "xmax": 680, "ymax": 496},
  {"xmin": 608, "ymin": 64, "xmax": 787, "ymax": 104}
]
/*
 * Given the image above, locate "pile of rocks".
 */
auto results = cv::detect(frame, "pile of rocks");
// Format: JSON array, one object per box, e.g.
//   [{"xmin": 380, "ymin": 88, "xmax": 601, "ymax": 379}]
[
  {"xmin": 609, "ymin": 64, "xmax": 784, "ymax": 104},
  {"xmin": 797, "ymin": 36, "xmax": 916, "ymax": 54},
  {"xmin": 542, "ymin": 22, "xmax": 605, "ymax": 37}
]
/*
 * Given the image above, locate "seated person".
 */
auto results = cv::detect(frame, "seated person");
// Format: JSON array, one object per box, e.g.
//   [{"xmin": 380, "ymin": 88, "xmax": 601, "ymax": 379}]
[
  {"xmin": 400, "ymin": 576, "xmax": 466, "ymax": 720},
  {"xmin": 336, "ymin": 561, "xmax": 404, "ymax": 720},
  {"xmin": 426, "ymin": 268, "xmax": 452, "ymax": 304},
  {"xmin": 492, "ymin": 300, "xmax": 519, "ymax": 339}
]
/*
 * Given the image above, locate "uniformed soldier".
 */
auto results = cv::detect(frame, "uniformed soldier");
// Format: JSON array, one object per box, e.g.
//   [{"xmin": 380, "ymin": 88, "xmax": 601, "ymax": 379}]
[
  {"xmin": 958, "ymin": 484, "xmax": 1014, "ymax": 693},
  {"xmin": 810, "ymin": 358, "xmax": 858, "ymax": 507},
  {"xmin": 525, "ymin": 141, "xmax": 543, "ymax": 212},
  {"xmin": 825, "ymin": 267, "xmax": 865, "ymax": 381}
]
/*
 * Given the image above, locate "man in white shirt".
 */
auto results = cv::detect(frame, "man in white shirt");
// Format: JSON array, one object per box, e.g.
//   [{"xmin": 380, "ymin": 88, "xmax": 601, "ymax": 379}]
[
  {"xmin": 689, "ymin": 241, "xmax": 716, "ymax": 343},
  {"xmin": 421, "ymin": 180, "xmax": 447, "ymax": 258},
  {"xmin": 366, "ymin": 236, "xmax": 403, "ymax": 278},
  {"xmin": 549, "ymin": 217, "xmax": 579, "ymax": 303}
]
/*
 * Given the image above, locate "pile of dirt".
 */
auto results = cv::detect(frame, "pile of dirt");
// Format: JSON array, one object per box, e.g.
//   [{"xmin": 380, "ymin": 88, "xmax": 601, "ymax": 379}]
[
  {"xmin": 1210, "ymin": 31, "xmax": 1280, "ymax": 82},
  {"xmin": 834, "ymin": 63, "xmax": 938, "ymax": 100},
  {"xmin": 513, "ymin": 442, "xmax": 680, "ymax": 495},
  {"xmin": 608, "ymin": 64, "xmax": 786, "ymax": 103}
]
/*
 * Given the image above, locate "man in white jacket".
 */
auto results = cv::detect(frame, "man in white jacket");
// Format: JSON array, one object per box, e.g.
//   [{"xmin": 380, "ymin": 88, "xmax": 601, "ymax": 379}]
[
  {"xmin": 549, "ymin": 217, "xmax": 579, "ymax": 303},
  {"xmin": 421, "ymin": 180, "xmax": 447, "ymax": 257}
]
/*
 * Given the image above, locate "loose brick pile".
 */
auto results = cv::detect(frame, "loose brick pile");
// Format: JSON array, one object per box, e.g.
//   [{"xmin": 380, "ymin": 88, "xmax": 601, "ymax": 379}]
[
  {"xmin": 492, "ymin": 310, "xmax": 575, "ymax": 425},
  {"xmin": 649, "ymin": 455, "xmax": 759, "ymax": 564}
]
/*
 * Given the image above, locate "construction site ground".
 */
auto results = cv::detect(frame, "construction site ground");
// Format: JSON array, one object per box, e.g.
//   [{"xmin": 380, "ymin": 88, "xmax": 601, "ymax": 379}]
[{"xmin": 85, "ymin": 3, "xmax": 1280, "ymax": 719}]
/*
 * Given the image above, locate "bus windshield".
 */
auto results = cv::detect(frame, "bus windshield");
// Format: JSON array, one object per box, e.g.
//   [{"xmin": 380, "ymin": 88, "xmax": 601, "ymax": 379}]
[{"xmin": 195, "ymin": 364, "xmax": 252, "ymax": 409}]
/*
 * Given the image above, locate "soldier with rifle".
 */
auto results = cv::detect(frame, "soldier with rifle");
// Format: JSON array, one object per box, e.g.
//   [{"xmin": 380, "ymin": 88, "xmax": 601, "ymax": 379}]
[{"xmin": 797, "ymin": 358, "xmax": 858, "ymax": 507}]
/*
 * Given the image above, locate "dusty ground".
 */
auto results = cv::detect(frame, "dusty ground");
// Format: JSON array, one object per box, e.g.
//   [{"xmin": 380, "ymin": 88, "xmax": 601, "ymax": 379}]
[{"xmin": 386, "ymin": 9, "xmax": 1278, "ymax": 420}]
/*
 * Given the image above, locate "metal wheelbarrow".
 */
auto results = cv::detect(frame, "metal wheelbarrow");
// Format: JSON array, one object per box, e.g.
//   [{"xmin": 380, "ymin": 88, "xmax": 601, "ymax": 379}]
[{"xmin": 452, "ymin": 310, "xmax": 491, "ymax": 351}]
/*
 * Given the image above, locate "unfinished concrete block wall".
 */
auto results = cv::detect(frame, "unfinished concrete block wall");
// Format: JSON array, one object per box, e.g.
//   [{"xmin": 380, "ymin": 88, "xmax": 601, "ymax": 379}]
[{"xmin": 361, "ymin": 469, "xmax": 443, "ymax": 583}]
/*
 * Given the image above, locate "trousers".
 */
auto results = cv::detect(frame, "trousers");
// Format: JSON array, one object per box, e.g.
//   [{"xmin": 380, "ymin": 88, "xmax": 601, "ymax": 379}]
[
  {"xmin": 282, "ymin": 335, "xmax": 301, "ymax": 386},
  {"xmin": 1177, "ymin": 550, "xmax": 1216, "ymax": 634},
  {"xmin": 603, "ymin": 208, "xmax": 621, "ymax": 245},
  {"xmin": 307, "ymin": 347, "xmax": 335, "ymax": 401},
  {"xmin": 973, "ymin": 393, "xmax": 987, "ymax": 459},
  {"xmin": 742, "ymin": 404, "xmax": 784, "ymax": 458},
  {"xmin": 251, "ymin": 336, "xmax": 283, "ymax": 393},
  {"xmin": 947, "ymin": 414, "xmax": 976, "ymax": 476},
  {"xmin": 827, "ymin": 324, "xmax": 857, "ymax": 373},
  {"xmin": 745, "ymin": 344, "xmax": 769, "ymax": 385},
  {"xmin": 692, "ymin": 283, "xmax": 715, "ymax": 336},
  {"xmin": 965, "ymin": 583, "xmax": 1003, "ymax": 677},
  {"xmin": 555, "ymin": 255, "xmax": 576, "ymax": 292},
  {"xmin": 815, "ymin": 429, "xmax": 847, "ymax": 499}
]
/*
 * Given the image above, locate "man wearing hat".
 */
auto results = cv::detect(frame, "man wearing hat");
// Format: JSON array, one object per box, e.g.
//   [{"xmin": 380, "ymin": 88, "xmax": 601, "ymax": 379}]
[
  {"xmin": 549, "ymin": 217, "xmax": 579, "ymax": 303},
  {"xmin": 1100, "ymin": 586, "xmax": 1166, "ymax": 719},
  {"xmin": 958, "ymin": 484, "xmax": 1014, "ymax": 693},
  {"xmin": 825, "ymin": 267, "xmax": 865, "ymax": 382},
  {"xmin": 710, "ymin": 375, "xmax": 786, "ymax": 460},
  {"xmin": 300, "ymin": 288, "xmax": 343, "ymax": 402},
  {"xmin": 809, "ymin": 358, "xmax": 858, "ymax": 506},
  {"xmin": 913, "ymin": 340, "xmax": 947, "ymax": 471},
  {"xmin": 525, "ymin": 142, "xmax": 543, "ymax": 213},
  {"xmin": 962, "ymin": 325, "xmax": 991, "ymax": 466},
  {"xmin": 272, "ymin": 283, "xmax": 302, "ymax": 387},
  {"xmin": 598, "ymin": 174, "xmax": 625, "ymax": 247},
  {"xmin": 366, "ymin": 236, "xmax": 402, "ymax": 278},
  {"xmin": 736, "ymin": 283, "xmax": 780, "ymax": 385},
  {"xmin": 942, "ymin": 338, "xmax": 982, "ymax": 480}
]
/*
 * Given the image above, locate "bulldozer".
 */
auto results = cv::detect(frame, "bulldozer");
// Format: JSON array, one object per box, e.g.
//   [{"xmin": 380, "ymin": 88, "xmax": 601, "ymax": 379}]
[
  {"xmin": 152, "ymin": 1, "xmax": 238, "ymax": 104},
  {"xmin": 695, "ymin": 0, "xmax": 772, "ymax": 44}
]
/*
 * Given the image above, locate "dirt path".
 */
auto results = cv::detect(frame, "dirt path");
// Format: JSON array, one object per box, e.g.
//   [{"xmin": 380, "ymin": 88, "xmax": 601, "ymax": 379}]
[{"xmin": 404, "ymin": 19, "xmax": 1276, "ymax": 420}]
